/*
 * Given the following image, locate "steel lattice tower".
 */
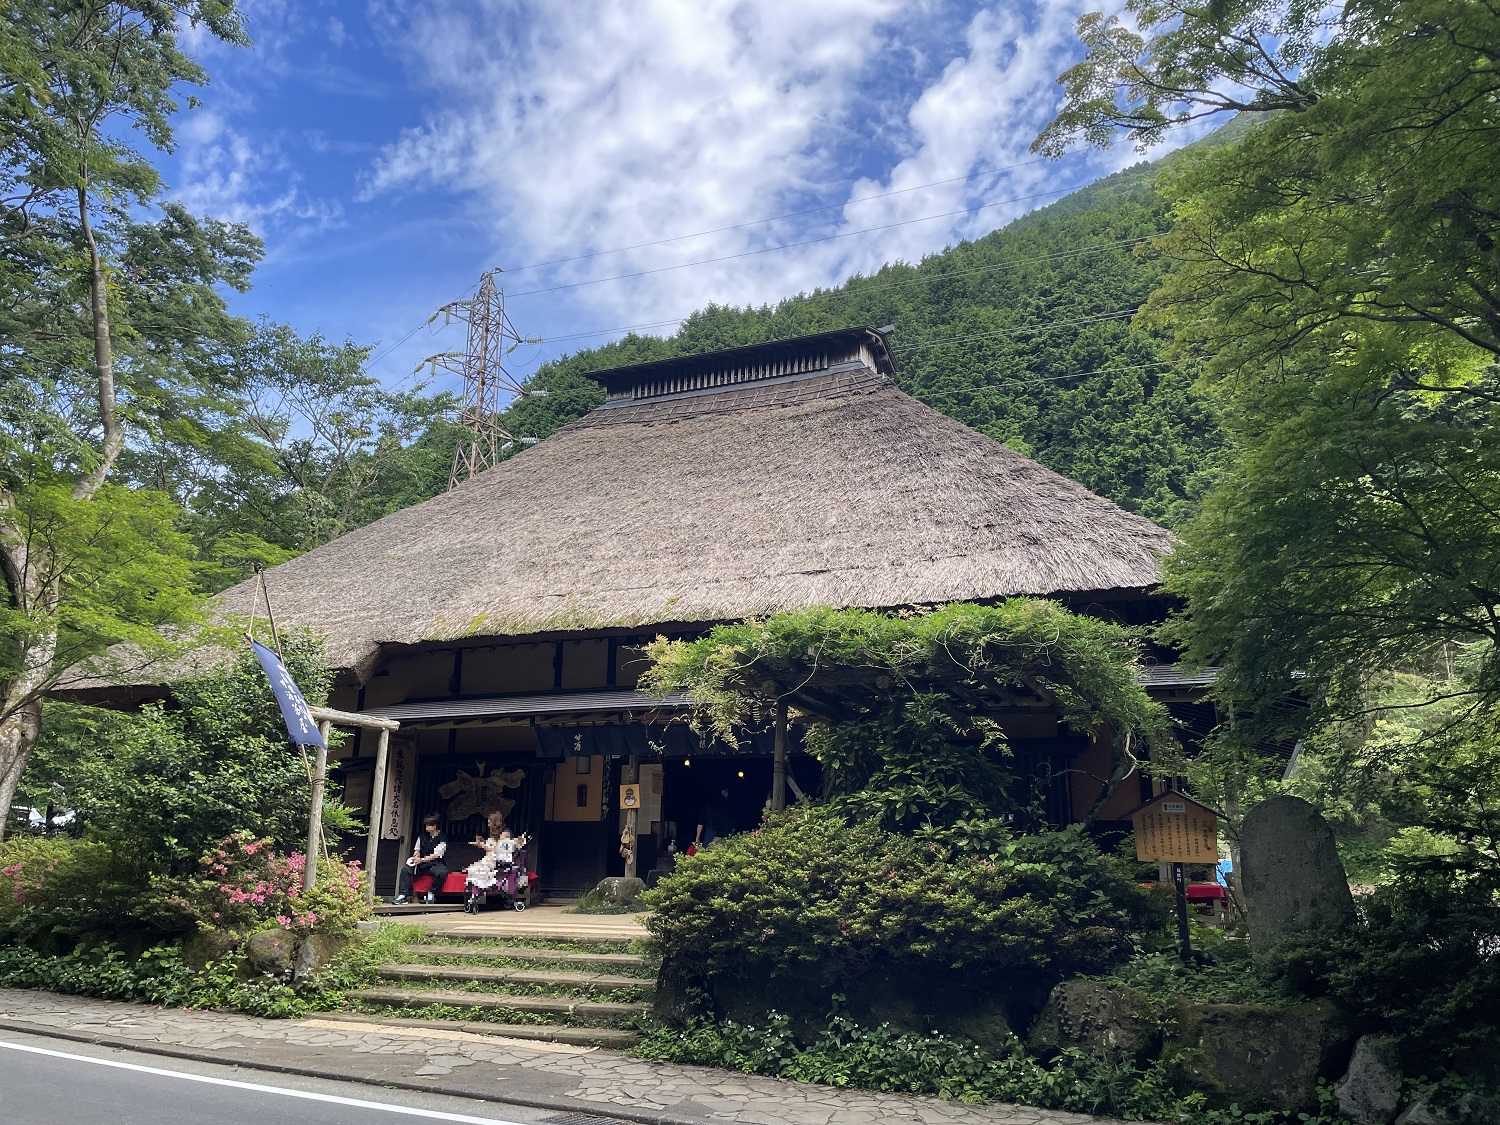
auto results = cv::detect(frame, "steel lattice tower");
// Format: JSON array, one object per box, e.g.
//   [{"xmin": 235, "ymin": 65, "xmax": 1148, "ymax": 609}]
[{"xmin": 426, "ymin": 271, "xmax": 531, "ymax": 490}]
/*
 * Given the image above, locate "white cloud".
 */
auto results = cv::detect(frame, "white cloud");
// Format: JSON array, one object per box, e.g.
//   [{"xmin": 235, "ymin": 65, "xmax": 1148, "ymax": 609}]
[
  {"xmin": 173, "ymin": 108, "xmax": 343, "ymax": 234},
  {"xmin": 361, "ymin": 1, "xmax": 1130, "ymax": 332}
]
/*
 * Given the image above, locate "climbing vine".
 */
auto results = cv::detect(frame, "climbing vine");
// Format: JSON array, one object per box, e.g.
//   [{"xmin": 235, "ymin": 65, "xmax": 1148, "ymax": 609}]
[{"xmin": 643, "ymin": 599, "xmax": 1167, "ymax": 840}]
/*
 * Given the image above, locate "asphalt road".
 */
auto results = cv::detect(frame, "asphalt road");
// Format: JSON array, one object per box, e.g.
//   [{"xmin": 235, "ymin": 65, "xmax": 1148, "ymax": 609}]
[{"xmin": 0, "ymin": 1031, "xmax": 587, "ymax": 1125}]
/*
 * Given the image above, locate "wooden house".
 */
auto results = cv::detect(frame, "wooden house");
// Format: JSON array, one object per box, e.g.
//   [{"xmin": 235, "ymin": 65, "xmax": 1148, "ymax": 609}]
[{"xmin": 63, "ymin": 327, "xmax": 1208, "ymax": 896}]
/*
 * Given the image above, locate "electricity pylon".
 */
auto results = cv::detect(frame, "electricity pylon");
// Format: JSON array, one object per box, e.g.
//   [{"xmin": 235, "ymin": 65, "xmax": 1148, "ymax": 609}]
[{"xmin": 423, "ymin": 271, "xmax": 539, "ymax": 490}]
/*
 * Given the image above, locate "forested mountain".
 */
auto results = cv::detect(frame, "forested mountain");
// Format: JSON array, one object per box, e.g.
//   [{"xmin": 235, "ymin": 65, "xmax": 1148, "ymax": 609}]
[{"xmin": 499, "ymin": 157, "xmax": 1223, "ymax": 528}]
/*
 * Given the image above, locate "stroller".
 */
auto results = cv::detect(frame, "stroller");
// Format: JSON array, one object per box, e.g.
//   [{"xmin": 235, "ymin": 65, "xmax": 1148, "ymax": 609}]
[{"xmin": 464, "ymin": 844, "xmax": 532, "ymax": 913}]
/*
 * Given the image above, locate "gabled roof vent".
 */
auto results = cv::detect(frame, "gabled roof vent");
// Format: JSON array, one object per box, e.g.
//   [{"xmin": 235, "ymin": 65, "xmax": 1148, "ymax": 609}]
[{"xmin": 588, "ymin": 326, "xmax": 898, "ymax": 407}]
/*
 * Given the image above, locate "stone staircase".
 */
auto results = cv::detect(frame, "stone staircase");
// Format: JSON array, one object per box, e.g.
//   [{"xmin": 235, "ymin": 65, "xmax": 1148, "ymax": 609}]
[{"xmin": 345, "ymin": 936, "xmax": 656, "ymax": 1049}]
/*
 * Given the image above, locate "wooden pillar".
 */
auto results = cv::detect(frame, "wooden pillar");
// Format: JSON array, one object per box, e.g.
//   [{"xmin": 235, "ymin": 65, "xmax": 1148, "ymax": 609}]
[
  {"xmin": 363, "ymin": 726, "xmax": 390, "ymax": 904},
  {"xmin": 622, "ymin": 755, "xmax": 639, "ymax": 880},
  {"xmin": 304, "ymin": 720, "xmax": 331, "ymax": 892},
  {"xmin": 771, "ymin": 700, "xmax": 788, "ymax": 813}
]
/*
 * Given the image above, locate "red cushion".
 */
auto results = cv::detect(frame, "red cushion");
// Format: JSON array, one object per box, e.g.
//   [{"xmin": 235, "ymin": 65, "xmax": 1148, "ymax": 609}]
[
  {"xmin": 411, "ymin": 874, "xmax": 434, "ymax": 894},
  {"xmin": 1186, "ymin": 883, "xmax": 1228, "ymax": 901},
  {"xmin": 442, "ymin": 872, "xmax": 468, "ymax": 893}
]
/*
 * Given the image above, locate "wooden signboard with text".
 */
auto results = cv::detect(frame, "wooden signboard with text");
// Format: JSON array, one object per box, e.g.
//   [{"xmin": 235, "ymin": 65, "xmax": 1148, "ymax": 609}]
[{"xmin": 1129, "ymin": 790, "xmax": 1219, "ymax": 865}]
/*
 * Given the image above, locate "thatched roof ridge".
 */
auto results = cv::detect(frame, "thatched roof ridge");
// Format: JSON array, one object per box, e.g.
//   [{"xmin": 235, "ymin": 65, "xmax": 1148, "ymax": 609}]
[{"xmin": 67, "ymin": 332, "xmax": 1174, "ymax": 689}]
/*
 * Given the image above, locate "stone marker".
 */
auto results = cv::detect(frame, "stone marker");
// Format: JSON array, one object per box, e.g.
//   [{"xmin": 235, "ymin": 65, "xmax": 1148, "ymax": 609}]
[
  {"xmin": 595, "ymin": 875, "xmax": 646, "ymax": 905},
  {"xmin": 1337, "ymin": 1035, "xmax": 1403, "ymax": 1125},
  {"xmin": 1240, "ymin": 795, "xmax": 1356, "ymax": 953}
]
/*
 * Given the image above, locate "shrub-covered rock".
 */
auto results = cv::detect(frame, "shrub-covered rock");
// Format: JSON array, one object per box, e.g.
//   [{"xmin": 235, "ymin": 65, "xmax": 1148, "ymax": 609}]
[
  {"xmin": 1162, "ymin": 997, "xmax": 1355, "ymax": 1111},
  {"xmin": 644, "ymin": 805, "xmax": 1165, "ymax": 1032},
  {"xmin": 1028, "ymin": 979, "xmax": 1158, "ymax": 1065}
]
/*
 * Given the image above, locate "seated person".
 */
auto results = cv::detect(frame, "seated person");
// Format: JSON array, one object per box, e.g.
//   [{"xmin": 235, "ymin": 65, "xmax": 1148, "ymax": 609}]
[{"xmin": 392, "ymin": 814, "xmax": 448, "ymax": 904}]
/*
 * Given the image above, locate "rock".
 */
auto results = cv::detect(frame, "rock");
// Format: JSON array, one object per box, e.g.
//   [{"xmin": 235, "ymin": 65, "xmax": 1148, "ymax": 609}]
[
  {"xmin": 1240, "ymin": 796, "xmax": 1356, "ymax": 954},
  {"xmin": 1396, "ymin": 1095, "xmax": 1500, "ymax": 1125},
  {"xmin": 842, "ymin": 967, "xmax": 1023, "ymax": 1057},
  {"xmin": 244, "ymin": 929, "xmax": 296, "ymax": 980},
  {"xmin": 356, "ymin": 920, "xmax": 381, "ymax": 935},
  {"xmin": 1337, "ymin": 1036, "xmax": 1403, "ymax": 1125},
  {"xmin": 653, "ymin": 957, "xmax": 710, "ymax": 1028},
  {"xmin": 182, "ymin": 928, "xmax": 241, "ymax": 971},
  {"xmin": 1397, "ymin": 1102, "xmax": 1443, "ymax": 1125},
  {"xmin": 595, "ymin": 876, "xmax": 646, "ymax": 905},
  {"xmin": 1163, "ymin": 998, "xmax": 1355, "ymax": 1112},
  {"xmin": 1455, "ymin": 1094, "xmax": 1500, "ymax": 1125},
  {"xmin": 291, "ymin": 932, "xmax": 350, "ymax": 984},
  {"xmin": 1028, "ymin": 980, "xmax": 1159, "ymax": 1065}
]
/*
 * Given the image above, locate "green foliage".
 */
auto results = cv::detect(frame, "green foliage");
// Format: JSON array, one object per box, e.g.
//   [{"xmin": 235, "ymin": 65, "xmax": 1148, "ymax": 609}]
[
  {"xmin": 0, "ymin": 836, "xmax": 148, "ymax": 943},
  {"xmin": 644, "ymin": 805, "xmax": 1164, "ymax": 988},
  {"xmin": 1267, "ymin": 865, "xmax": 1500, "ymax": 1074},
  {"xmin": 636, "ymin": 1011, "xmax": 1345, "ymax": 1124},
  {"xmin": 36, "ymin": 631, "xmax": 340, "ymax": 864},
  {"xmin": 1099, "ymin": 940, "xmax": 1293, "ymax": 1008},
  {"xmin": 644, "ymin": 600, "xmax": 1167, "ymax": 836},
  {"xmin": 0, "ymin": 482, "xmax": 202, "ymax": 689},
  {"xmin": 0, "ymin": 921, "xmax": 414, "ymax": 1019}
]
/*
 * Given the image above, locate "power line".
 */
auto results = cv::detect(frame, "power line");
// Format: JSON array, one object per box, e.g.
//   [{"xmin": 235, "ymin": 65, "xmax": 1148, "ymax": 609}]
[
  {"xmin": 504, "ymin": 184, "xmax": 1080, "ymax": 300},
  {"xmin": 501, "ymin": 157, "xmax": 1051, "ymax": 275}
]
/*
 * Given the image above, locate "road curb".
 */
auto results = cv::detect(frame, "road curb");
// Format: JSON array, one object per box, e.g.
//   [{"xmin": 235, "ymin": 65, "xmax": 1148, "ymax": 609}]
[{"xmin": 0, "ymin": 1016, "xmax": 698, "ymax": 1125}]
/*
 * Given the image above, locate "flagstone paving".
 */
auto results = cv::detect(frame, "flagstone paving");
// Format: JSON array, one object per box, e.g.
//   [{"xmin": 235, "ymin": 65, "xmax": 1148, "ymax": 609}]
[{"xmin": 0, "ymin": 987, "xmax": 1125, "ymax": 1125}]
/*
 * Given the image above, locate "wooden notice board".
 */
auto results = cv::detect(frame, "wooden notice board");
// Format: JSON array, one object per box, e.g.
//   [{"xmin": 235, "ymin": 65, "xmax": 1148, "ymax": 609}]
[{"xmin": 1129, "ymin": 790, "xmax": 1219, "ymax": 864}]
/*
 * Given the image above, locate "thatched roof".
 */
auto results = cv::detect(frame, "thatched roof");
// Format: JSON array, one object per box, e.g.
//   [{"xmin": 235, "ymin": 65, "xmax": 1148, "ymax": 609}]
[{"xmin": 68, "ymin": 327, "xmax": 1173, "ymax": 688}]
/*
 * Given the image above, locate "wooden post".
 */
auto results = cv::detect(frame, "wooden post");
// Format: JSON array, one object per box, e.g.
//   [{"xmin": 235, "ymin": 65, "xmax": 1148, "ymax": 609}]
[
  {"xmin": 1171, "ymin": 861, "xmax": 1193, "ymax": 962},
  {"xmin": 363, "ymin": 726, "xmax": 390, "ymax": 905},
  {"xmin": 304, "ymin": 720, "xmax": 331, "ymax": 892},
  {"xmin": 622, "ymin": 755, "xmax": 639, "ymax": 880},
  {"xmin": 771, "ymin": 700, "xmax": 788, "ymax": 813}
]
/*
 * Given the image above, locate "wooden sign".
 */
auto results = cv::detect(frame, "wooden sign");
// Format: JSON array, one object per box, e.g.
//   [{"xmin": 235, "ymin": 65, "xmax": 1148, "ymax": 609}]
[
  {"xmin": 619, "ymin": 783, "xmax": 641, "ymax": 810},
  {"xmin": 1128, "ymin": 790, "xmax": 1219, "ymax": 864}
]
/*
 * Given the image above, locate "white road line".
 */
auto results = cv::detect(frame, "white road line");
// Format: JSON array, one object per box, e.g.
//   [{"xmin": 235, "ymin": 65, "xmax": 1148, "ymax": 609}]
[{"xmin": 0, "ymin": 1039, "xmax": 533, "ymax": 1124}]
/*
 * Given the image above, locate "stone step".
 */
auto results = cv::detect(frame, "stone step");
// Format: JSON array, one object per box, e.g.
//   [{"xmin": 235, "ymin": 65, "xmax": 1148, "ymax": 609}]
[
  {"xmin": 404, "ymin": 943, "xmax": 654, "ymax": 971},
  {"xmin": 349, "ymin": 987, "xmax": 648, "ymax": 1023},
  {"xmin": 417, "ymin": 923, "xmax": 645, "ymax": 944},
  {"xmin": 326, "ymin": 1012, "xmax": 639, "ymax": 1049},
  {"xmin": 373, "ymin": 903, "xmax": 466, "ymax": 916},
  {"xmin": 379, "ymin": 963, "xmax": 653, "ymax": 993}
]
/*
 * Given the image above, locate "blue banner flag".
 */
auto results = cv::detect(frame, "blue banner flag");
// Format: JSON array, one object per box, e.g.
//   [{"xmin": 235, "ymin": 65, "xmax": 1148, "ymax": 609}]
[{"xmin": 250, "ymin": 640, "xmax": 327, "ymax": 749}]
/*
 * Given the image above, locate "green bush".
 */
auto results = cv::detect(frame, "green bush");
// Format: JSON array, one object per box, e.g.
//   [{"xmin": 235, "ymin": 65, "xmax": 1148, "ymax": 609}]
[
  {"xmin": 0, "ymin": 837, "xmax": 153, "ymax": 944},
  {"xmin": 38, "ymin": 632, "xmax": 346, "ymax": 866},
  {"xmin": 0, "ymin": 923, "xmax": 414, "ymax": 1019},
  {"xmin": 645, "ymin": 805, "xmax": 1165, "ymax": 989}
]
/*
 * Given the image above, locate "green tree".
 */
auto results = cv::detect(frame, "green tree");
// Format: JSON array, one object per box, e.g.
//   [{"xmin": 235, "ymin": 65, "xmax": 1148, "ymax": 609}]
[
  {"xmin": 40, "ymin": 633, "xmax": 335, "ymax": 864},
  {"xmin": 0, "ymin": 1, "xmax": 248, "ymax": 835},
  {"xmin": 159, "ymin": 323, "xmax": 459, "ymax": 590},
  {"xmin": 1036, "ymin": 0, "xmax": 1500, "ymax": 743}
]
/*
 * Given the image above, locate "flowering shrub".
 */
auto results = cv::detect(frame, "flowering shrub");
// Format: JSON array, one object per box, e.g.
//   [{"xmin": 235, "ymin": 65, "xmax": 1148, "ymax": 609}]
[
  {"xmin": 0, "ymin": 837, "xmax": 144, "ymax": 942},
  {"xmin": 152, "ymin": 832, "xmax": 370, "ymax": 938}
]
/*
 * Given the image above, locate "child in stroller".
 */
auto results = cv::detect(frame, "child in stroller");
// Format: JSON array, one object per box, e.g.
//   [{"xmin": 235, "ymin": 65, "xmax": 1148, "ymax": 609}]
[{"xmin": 464, "ymin": 812, "xmax": 531, "ymax": 913}]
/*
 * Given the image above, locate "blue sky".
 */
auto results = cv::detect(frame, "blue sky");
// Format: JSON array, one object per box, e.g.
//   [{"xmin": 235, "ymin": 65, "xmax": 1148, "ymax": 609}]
[{"xmin": 161, "ymin": 1, "xmax": 1162, "ymax": 398}]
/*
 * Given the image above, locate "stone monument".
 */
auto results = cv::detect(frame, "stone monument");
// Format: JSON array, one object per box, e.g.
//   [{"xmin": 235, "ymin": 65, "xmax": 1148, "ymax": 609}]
[{"xmin": 1239, "ymin": 795, "xmax": 1356, "ymax": 953}]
